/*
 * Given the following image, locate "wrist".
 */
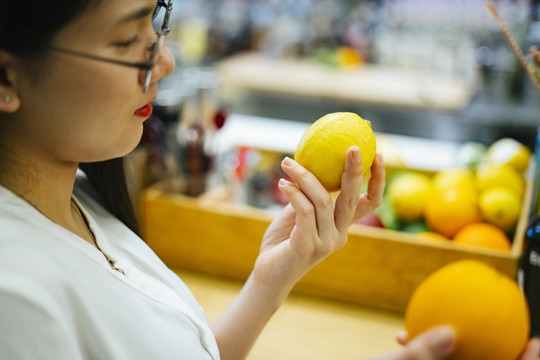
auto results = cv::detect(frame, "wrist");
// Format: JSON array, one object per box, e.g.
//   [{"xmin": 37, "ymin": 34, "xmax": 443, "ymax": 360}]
[{"xmin": 247, "ymin": 266, "xmax": 294, "ymax": 309}]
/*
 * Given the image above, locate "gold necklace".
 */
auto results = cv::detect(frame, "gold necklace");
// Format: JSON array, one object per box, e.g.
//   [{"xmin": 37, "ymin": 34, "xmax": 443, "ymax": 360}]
[
  {"xmin": 70, "ymin": 200, "xmax": 125, "ymax": 275},
  {"xmin": 0, "ymin": 179, "xmax": 125, "ymax": 275}
]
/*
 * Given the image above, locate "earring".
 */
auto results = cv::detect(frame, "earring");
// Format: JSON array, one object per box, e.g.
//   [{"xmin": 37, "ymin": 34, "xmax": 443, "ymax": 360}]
[{"xmin": 3, "ymin": 95, "xmax": 10, "ymax": 103}]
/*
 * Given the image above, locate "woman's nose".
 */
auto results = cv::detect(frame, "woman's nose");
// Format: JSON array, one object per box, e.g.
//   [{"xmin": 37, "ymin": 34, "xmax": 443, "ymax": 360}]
[{"xmin": 152, "ymin": 44, "xmax": 176, "ymax": 83}]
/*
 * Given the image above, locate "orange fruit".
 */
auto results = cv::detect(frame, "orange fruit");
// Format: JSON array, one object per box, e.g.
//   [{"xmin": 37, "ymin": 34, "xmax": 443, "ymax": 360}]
[
  {"xmin": 294, "ymin": 112, "xmax": 376, "ymax": 192},
  {"xmin": 424, "ymin": 187, "xmax": 481, "ymax": 238},
  {"xmin": 453, "ymin": 222, "xmax": 512, "ymax": 253},
  {"xmin": 405, "ymin": 260, "xmax": 529, "ymax": 360}
]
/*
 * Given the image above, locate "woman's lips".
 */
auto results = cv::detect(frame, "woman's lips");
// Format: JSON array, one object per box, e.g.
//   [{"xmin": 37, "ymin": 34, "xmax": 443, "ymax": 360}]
[{"xmin": 134, "ymin": 102, "xmax": 153, "ymax": 117}]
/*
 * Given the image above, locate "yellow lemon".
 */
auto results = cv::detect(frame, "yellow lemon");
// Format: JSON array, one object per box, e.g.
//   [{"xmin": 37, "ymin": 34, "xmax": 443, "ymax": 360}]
[
  {"xmin": 405, "ymin": 260, "xmax": 529, "ymax": 360},
  {"xmin": 487, "ymin": 138, "xmax": 532, "ymax": 173},
  {"xmin": 294, "ymin": 112, "xmax": 376, "ymax": 192},
  {"xmin": 432, "ymin": 168, "xmax": 476, "ymax": 193},
  {"xmin": 387, "ymin": 172, "xmax": 432, "ymax": 221},
  {"xmin": 479, "ymin": 186, "xmax": 522, "ymax": 232},
  {"xmin": 476, "ymin": 164, "xmax": 524, "ymax": 197}
]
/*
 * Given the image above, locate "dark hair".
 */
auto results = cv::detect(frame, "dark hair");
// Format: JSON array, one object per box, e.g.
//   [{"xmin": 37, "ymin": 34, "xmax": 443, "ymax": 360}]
[
  {"xmin": 0, "ymin": 1, "xmax": 96, "ymax": 56},
  {"xmin": 0, "ymin": 0, "xmax": 140, "ymax": 235}
]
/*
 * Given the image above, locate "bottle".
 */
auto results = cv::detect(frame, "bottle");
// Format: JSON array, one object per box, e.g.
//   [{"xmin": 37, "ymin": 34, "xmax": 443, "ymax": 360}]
[
  {"xmin": 518, "ymin": 215, "xmax": 540, "ymax": 336},
  {"xmin": 518, "ymin": 126, "xmax": 540, "ymax": 336},
  {"xmin": 175, "ymin": 85, "xmax": 212, "ymax": 197}
]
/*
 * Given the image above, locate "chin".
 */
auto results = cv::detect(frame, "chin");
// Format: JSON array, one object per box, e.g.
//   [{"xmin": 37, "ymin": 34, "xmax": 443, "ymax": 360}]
[
  {"xmin": 120, "ymin": 123, "xmax": 145, "ymax": 156},
  {"xmin": 87, "ymin": 128, "xmax": 144, "ymax": 162}
]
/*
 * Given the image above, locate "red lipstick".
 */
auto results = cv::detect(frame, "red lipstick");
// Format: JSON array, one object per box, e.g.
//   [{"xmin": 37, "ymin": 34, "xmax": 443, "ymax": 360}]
[{"xmin": 135, "ymin": 103, "xmax": 153, "ymax": 117}]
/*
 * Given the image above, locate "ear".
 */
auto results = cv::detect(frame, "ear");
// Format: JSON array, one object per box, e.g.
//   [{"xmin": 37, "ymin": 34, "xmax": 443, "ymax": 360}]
[{"xmin": 0, "ymin": 51, "xmax": 21, "ymax": 113}]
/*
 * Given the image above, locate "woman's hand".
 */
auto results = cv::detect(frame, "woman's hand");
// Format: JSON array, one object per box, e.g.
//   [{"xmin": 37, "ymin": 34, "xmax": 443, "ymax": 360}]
[
  {"xmin": 372, "ymin": 327, "xmax": 540, "ymax": 360},
  {"xmin": 368, "ymin": 326, "xmax": 456, "ymax": 360},
  {"xmin": 519, "ymin": 338, "xmax": 540, "ymax": 360},
  {"xmin": 253, "ymin": 146, "xmax": 385, "ymax": 298},
  {"xmin": 212, "ymin": 147, "xmax": 384, "ymax": 360}
]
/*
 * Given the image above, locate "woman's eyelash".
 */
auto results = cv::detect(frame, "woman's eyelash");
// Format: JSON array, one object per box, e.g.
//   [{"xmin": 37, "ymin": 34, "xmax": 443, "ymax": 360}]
[{"xmin": 114, "ymin": 36, "xmax": 141, "ymax": 48}]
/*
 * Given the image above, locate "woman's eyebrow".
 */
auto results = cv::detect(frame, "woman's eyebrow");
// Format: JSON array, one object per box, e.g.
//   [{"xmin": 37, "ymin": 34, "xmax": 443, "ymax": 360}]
[{"xmin": 117, "ymin": 5, "xmax": 155, "ymax": 25}]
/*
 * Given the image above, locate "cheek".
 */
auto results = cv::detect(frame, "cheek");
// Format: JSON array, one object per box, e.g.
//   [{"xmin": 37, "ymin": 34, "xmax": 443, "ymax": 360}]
[{"xmin": 24, "ymin": 60, "xmax": 143, "ymax": 161}]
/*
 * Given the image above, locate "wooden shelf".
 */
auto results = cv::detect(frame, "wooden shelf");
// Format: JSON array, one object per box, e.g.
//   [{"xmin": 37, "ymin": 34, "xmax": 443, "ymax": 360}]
[{"xmin": 217, "ymin": 53, "xmax": 474, "ymax": 111}]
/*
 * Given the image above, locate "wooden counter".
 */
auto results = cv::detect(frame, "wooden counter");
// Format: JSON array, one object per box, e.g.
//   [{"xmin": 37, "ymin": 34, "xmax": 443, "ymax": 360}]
[{"xmin": 177, "ymin": 270, "xmax": 404, "ymax": 359}]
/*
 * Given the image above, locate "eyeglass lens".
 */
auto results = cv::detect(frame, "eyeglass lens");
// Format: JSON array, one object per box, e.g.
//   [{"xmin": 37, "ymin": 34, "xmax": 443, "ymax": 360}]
[
  {"xmin": 152, "ymin": 2, "xmax": 168, "ymax": 33},
  {"xmin": 144, "ymin": 1, "xmax": 172, "ymax": 91}
]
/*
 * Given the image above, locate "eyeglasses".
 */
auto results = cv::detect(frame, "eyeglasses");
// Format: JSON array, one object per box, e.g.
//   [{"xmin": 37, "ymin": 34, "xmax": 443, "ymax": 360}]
[{"xmin": 49, "ymin": 0, "xmax": 174, "ymax": 92}]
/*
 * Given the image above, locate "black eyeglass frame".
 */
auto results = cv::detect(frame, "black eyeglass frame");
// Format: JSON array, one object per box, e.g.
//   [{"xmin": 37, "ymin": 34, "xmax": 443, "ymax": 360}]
[{"xmin": 49, "ymin": 0, "xmax": 174, "ymax": 92}]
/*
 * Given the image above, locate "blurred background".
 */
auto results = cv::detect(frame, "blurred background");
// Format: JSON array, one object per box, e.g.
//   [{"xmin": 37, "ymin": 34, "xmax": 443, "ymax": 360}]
[
  {"xmin": 156, "ymin": 0, "xmax": 538, "ymax": 140},
  {"xmin": 132, "ymin": 0, "xmax": 539, "ymax": 205}
]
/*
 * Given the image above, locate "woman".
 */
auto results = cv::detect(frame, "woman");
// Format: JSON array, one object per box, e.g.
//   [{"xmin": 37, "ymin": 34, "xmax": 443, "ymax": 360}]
[{"xmin": 0, "ymin": 0, "xmax": 537, "ymax": 359}]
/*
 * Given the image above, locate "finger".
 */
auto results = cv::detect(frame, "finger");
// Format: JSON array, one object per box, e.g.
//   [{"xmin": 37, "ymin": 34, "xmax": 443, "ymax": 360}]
[
  {"xmin": 402, "ymin": 326, "xmax": 456, "ymax": 360},
  {"xmin": 262, "ymin": 203, "xmax": 297, "ymax": 248},
  {"xmin": 396, "ymin": 331, "xmax": 408, "ymax": 346},
  {"xmin": 277, "ymin": 178, "xmax": 318, "ymax": 239},
  {"xmin": 281, "ymin": 157, "xmax": 336, "ymax": 237},
  {"xmin": 353, "ymin": 153, "xmax": 385, "ymax": 222},
  {"xmin": 520, "ymin": 338, "xmax": 540, "ymax": 360},
  {"xmin": 335, "ymin": 146, "xmax": 363, "ymax": 232}
]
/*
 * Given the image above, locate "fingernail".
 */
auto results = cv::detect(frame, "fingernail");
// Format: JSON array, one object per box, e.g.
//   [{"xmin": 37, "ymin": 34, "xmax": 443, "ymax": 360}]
[
  {"xmin": 396, "ymin": 331, "xmax": 408, "ymax": 340},
  {"xmin": 377, "ymin": 152, "xmax": 384, "ymax": 165},
  {"xmin": 351, "ymin": 146, "xmax": 361, "ymax": 162},
  {"xmin": 282, "ymin": 157, "xmax": 293, "ymax": 168},
  {"xmin": 279, "ymin": 178, "xmax": 292, "ymax": 186},
  {"xmin": 431, "ymin": 326, "xmax": 456, "ymax": 356}
]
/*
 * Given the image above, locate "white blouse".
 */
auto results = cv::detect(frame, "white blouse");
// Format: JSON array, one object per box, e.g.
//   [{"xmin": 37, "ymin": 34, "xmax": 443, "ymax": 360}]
[{"xmin": 0, "ymin": 177, "xmax": 220, "ymax": 360}]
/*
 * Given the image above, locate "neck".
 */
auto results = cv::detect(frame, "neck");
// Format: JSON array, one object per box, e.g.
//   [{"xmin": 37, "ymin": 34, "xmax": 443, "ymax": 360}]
[
  {"xmin": 0, "ymin": 115, "xmax": 103, "ymax": 247},
  {"xmin": 0, "ymin": 149, "xmax": 100, "ymax": 246},
  {"xmin": 1, "ymin": 162, "xmax": 77, "ymax": 220}
]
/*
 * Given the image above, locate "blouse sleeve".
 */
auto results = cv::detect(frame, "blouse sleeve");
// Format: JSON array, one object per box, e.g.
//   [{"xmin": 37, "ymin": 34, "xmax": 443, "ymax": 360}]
[{"xmin": 0, "ymin": 272, "xmax": 83, "ymax": 360}]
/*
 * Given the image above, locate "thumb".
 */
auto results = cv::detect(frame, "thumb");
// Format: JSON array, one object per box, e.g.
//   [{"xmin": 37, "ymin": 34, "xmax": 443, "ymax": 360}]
[{"xmin": 402, "ymin": 326, "xmax": 456, "ymax": 360}]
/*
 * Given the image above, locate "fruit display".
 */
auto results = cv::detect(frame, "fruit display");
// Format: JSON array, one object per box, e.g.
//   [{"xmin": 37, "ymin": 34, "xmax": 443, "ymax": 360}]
[
  {"xmin": 375, "ymin": 137, "xmax": 532, "ymax": 253},
  {"xmin": 405, "ymin": 260, "xmax": 529, "ymax": 360}
]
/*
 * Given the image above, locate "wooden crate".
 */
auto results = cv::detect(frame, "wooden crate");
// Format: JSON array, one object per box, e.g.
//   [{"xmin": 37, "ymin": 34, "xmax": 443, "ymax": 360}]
[{"xmin": 141, "ymin": 174, "xmax": 532, "ymax": 313}]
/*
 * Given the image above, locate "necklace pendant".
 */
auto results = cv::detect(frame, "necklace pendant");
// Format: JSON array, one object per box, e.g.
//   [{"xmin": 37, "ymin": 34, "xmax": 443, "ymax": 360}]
[{"xmin": 107, "ymin": 258, "xmax": 125, "ymax": 275}]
